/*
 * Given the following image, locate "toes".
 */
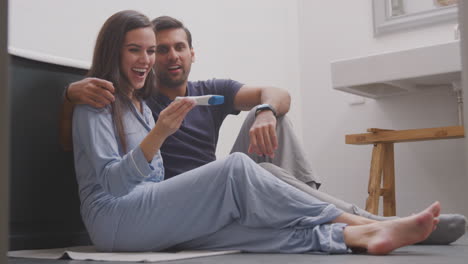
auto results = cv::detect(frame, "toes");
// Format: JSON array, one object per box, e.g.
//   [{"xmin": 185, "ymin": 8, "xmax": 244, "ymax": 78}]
[
  {"xmin": 432, "ymin": 218, "xmax": 440, "ymax": 231},
  {"xmin": 428, "ymin": 201, "xmax": 441, "ymax": 217}
]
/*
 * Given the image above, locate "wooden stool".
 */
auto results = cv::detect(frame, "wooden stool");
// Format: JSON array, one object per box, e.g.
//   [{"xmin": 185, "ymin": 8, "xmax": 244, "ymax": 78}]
[{"xmin": 346, "ymin": 126, "xmax": 464, "ymax": 216}]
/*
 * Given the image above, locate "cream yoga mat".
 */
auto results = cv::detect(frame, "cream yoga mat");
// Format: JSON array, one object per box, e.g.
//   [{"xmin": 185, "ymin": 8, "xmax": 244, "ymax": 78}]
[{"xmin": 8, "ymin": 246, "xmax": 240, "ymax": 262}]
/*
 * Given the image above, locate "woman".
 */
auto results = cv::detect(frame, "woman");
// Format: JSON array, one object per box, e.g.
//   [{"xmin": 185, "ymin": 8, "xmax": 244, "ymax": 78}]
[{"xmin": 72, "ymin": 10, "xmax": 440, "ymax": 255}]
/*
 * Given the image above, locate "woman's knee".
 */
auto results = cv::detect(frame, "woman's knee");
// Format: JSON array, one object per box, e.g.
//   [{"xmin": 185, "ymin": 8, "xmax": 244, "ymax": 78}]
[
  {"xmin": 225, "ymin": 152, "xmax": 267, "ymax": 181},
  {"xmin": 228, "ymin": 152, "xmax": 251, "ymax": 161},
  {"xmin": 226, "ymin": 152, "xmax": 255, "ymax": 170}
]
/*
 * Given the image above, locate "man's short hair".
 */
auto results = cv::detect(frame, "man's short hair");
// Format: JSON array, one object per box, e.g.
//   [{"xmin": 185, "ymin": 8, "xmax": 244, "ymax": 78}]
[{"xmin": 152, "ymin": 16, "xmax": 193, "ymax": 48}]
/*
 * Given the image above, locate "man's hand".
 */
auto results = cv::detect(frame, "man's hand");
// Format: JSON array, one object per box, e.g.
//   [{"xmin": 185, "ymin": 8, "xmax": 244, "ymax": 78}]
[
  {"xmin": 248, "ymin": 111, "xmax": 278, "ymax": 158},
  {"xmin": 67, "ymin": 77, "xmax": 115, "ymax": 108}
]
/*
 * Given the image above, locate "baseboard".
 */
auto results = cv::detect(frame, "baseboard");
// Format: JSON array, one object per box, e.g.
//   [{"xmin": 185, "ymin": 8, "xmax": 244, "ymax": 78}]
[{"xmin": 9, "ymin": 222, "xmax": 91, "ymax": 251}]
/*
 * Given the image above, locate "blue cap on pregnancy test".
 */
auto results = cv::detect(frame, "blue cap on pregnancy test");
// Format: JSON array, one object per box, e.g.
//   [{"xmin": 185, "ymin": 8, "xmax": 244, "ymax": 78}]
[{"xmin": 208, "ymin": 95, "xmax": 224, "ymax": 105}]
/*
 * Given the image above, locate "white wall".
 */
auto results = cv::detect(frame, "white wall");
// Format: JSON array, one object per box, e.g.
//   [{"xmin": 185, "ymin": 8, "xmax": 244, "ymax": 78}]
[
  {"xmin": 8, "ymin": 0, "xmax": 302, "ymax": 158},
  {"xmin": 298, "ymin": 0, "xmax": 467, "ymax": 216},
  {"xmin": 460, "ymin": 0, "xmax": 468, "ymax": 195}
]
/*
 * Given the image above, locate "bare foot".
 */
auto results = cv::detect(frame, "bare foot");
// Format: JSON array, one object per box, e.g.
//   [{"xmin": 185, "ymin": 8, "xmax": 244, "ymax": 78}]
[{"xmin": 344, "ymin": 202, "xmax": 440, "ymax": 255}]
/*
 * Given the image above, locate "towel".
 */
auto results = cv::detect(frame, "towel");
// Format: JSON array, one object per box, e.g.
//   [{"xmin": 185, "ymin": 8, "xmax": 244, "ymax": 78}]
[{"xmin": 8, "ymin": 246, "xmax": 240, "ymax": 262}]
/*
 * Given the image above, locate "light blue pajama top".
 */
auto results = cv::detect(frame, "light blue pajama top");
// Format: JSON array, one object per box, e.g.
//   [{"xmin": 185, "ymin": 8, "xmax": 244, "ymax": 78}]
[{"xmin": 72, "ymin": 102, "xmax": 163, "ymax": 247}]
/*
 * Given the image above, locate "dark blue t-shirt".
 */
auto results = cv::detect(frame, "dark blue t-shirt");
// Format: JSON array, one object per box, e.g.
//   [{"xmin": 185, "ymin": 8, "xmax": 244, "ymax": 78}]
[{"xmin": 146, "ymin": 79, "xmax": 243, "ymax": 179}]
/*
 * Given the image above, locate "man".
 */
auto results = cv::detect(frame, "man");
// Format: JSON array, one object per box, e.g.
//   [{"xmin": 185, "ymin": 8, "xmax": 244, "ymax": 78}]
[{"xmin": 60, "ymin": 16, "xmax": 464, "ymax": 244}]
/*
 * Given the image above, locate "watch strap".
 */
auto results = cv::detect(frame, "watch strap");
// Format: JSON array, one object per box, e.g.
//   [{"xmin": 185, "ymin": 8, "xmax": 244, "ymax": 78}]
[{"xmin": 255, "ymin": 104, "xmax": 277, "ymax": 118}]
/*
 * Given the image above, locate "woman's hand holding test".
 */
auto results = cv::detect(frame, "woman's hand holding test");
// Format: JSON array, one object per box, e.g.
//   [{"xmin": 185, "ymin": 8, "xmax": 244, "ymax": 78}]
[{"xmin": 140, "ymin": 98, "xmax": 196, "ymax": 161}]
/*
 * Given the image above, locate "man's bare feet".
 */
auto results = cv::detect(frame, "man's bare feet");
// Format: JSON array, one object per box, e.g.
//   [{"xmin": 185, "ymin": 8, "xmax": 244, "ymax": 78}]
[{"xmin": 344, "ymin": 202, "xmax": 441, "ymax": 255}]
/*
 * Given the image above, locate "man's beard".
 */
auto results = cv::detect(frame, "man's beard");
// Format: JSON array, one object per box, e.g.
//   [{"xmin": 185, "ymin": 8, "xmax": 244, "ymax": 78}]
[{"xmin": 157, "ymin": 69, "xmax": 189, "ymax": 88}]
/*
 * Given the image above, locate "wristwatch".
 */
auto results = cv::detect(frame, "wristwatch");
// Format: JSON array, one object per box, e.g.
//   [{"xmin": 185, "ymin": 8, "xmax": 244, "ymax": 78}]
[{"xmin": 255, "ymin": 104, "xmax": 277, "ymax": 118}]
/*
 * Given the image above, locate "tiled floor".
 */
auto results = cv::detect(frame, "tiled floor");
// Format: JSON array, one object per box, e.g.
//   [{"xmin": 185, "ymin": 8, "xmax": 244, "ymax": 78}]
[{"xmin": 8, "ymin": 233, "xmax": 468, "ymax": 264}]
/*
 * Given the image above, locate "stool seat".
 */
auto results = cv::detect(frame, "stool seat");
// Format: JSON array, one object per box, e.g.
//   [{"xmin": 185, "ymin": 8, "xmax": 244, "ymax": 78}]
[{"xmin": 346, "ymin": 126, "xmax": 464, "ymax": 216}]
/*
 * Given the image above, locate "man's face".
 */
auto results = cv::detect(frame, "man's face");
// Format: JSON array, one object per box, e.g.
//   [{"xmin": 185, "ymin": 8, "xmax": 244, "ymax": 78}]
[{"xmin": 155, "ymin": 28, "xmax": 194, "ymax": 89}]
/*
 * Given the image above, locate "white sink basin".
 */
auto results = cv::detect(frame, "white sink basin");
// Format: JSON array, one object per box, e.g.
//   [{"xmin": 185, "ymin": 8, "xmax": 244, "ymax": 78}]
[{"xmin": 330, "ymin": 41, "xmax": 461, "ymax": 98}]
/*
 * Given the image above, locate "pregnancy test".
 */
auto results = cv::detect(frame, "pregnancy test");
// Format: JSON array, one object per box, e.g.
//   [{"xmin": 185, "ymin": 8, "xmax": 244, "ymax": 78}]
[{"xmin": 174, "ymin": 95, "xmax": 224, "ymax": 106}]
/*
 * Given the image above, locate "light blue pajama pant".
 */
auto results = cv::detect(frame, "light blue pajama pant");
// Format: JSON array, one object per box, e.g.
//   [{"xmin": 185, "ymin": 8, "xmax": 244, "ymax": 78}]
[{"xmin": 89, "ymin": 153, "xmax": 348, "ymax": 253}]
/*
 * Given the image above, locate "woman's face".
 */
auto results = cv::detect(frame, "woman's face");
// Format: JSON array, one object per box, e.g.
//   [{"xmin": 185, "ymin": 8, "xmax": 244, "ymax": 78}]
[{"xmin": 120, "ymin": 27, "xmax": 156, "ymax": 91}]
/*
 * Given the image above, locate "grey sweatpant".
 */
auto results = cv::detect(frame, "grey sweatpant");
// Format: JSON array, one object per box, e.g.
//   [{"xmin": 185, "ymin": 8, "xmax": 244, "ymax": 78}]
[
  {"xmin": 230, "ymin": 109, "xmax": 321, "ymax": 189},
  {"xmin": 230, "ymin": 109, "xmax": 368, "ymax": 216}
]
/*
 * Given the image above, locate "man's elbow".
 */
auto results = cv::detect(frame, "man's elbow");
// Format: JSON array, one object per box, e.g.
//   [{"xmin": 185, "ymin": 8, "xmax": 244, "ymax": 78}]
[{"xmin": 280, "ymin": 89, "xmax": 291, "ymax": 114}]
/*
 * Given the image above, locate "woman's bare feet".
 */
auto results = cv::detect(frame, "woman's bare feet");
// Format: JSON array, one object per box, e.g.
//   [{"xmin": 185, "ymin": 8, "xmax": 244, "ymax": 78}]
[{"xmin": 343, "ymin": 202, "xmax": 441, "ymax": 255}]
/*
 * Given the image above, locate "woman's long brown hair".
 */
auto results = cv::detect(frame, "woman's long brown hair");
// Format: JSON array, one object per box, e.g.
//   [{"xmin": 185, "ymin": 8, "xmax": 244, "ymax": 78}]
[{"xmin": 87, "ymin": 10, "xmax": 156, "ymax": 153}]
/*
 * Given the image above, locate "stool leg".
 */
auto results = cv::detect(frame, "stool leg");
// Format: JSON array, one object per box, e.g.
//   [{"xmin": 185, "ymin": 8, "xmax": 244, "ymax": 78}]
[
  {"xmin": 366, "ymin": 143, "xmax": 384, "ymax": 215},
  {"xmin": 382, "ymin": 143, "xmax": 396, "ymax": 216}
]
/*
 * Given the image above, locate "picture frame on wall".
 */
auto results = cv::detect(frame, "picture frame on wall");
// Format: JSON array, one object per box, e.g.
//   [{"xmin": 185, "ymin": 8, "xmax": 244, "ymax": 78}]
[
  {"xmin": 373, "ymin": 0, "xmax": 458, "ymax": 36},
  {"xmin": 434, "ymin": 0, "xmax": 458, "ymax": 7}
]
